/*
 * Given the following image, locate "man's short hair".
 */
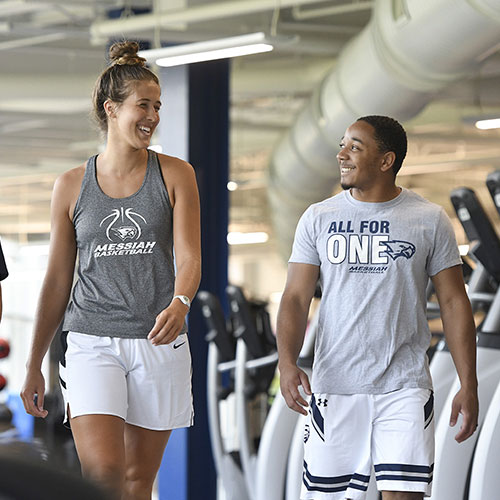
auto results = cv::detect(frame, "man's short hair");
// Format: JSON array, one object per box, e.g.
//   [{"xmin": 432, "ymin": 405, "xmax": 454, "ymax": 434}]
[{"xmin": 356, "ymin": 115, "xmax": 407, "ymax": 176}]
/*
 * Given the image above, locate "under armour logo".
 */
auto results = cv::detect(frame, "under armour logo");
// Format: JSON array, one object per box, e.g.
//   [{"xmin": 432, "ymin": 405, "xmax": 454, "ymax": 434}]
[{"xmin": 316, "ymin": 398, "xmax": 328, "ymax": 407}]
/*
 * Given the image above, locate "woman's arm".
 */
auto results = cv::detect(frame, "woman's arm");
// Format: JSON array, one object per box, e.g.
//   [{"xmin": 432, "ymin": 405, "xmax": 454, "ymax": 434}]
[
  {"xmin": 21, "ymin": 168, "xmax": 81, "ymax": 417},
  {"xmin": 148, "ymin": 157, "xmax": 201, "ymax": 345}
]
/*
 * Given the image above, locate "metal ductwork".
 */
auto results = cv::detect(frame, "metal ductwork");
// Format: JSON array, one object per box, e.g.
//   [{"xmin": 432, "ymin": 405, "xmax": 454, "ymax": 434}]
[{"xmin": 269, "ymin": 0, "xmax": 500, "ymax": 260}]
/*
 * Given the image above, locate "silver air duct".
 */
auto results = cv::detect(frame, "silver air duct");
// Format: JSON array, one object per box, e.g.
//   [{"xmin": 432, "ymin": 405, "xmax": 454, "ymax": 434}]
[{"xmin": 269, "ymin": 0, "xmax": 500, "ymax": 259}]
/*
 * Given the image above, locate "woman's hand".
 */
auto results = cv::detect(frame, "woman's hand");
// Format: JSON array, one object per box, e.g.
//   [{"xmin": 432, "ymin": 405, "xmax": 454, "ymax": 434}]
[
  {"xmin": 147, "ymin": 300, "xmax": 188, "ymax": 345},
  {"xmin": 20, "ymin": 368, "xmax": 49, "ymax": 418}
]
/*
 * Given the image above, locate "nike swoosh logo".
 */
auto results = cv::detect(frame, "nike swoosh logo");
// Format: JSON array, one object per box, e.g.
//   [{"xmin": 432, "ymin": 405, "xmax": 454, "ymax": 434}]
[{"xmin": 173, "ymin": 341, "xmax": 186, "ymax": 350}]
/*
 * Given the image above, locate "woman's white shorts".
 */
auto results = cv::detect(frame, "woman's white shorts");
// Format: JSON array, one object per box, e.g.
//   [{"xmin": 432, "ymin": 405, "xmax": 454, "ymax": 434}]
[
  {"xmin": 302, "ymin": 388, "xmax": 434, "ymax": 499},
  {"xmin": 59, "ymin": 331, "xmax": 194, "ymax": 431}
]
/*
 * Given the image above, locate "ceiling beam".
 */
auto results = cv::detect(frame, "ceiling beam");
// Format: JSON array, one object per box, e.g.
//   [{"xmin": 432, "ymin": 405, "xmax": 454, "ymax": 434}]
[{"xmin": 91, "ymin": 0, "xmax": 336, "ymax": 39}]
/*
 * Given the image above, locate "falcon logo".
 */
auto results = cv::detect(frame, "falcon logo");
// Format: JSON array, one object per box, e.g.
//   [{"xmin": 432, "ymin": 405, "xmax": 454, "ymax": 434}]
[
  {"xmin": 100, "ymin": 208, "xmax": 147, "ymax": 242},
  {"xmin": 381, "ymin": 240, "xmax": 416, "ymax": 260},
  {"xmin": 111, "ymin": 226, "xmax": 137, "ymax": 241}
]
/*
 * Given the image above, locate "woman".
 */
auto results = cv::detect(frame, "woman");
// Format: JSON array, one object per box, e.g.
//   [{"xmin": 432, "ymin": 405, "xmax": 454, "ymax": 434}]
[{"xmin": 21, "ymin": 41, "xmax": 201, "ymax": 500}]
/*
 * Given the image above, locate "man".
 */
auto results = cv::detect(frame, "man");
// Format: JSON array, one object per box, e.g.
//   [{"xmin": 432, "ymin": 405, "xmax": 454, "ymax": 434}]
[
  {"xmin": 277, "ymin": 115, "xmax": 478, "ymax": 500},
  {"xmin": 0, "ymin": 238, "xmax": 8, "ymax": 323}
]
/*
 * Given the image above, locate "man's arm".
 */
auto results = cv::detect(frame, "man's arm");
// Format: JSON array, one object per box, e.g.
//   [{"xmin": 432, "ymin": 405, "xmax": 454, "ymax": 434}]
[
  {"xmin": 277, "ymin": 262, "xmax": 319, "ymax": 415},
  {"xmin": 431, "ymin": 264, "xmax": 478, "ymax": 443}
]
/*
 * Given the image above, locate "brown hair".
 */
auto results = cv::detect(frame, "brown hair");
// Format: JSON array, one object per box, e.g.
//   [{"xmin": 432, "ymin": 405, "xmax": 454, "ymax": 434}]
[{"xmin": 92, "ymin": 41, "xmax": 159, "ymax": 132}]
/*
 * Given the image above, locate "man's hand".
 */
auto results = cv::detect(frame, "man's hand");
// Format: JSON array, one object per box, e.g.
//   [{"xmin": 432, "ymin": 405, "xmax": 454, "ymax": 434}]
[
  {"xmin": 279, "ymin": 363, "xmax": 312, "ymax": 415},
  {"xmin": 450, "ymin": 387, "xmax": 479, "ymax": 443}
]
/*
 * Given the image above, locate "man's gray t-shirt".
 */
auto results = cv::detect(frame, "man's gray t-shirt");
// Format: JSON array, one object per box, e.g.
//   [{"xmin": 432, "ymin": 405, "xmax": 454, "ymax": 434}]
[{"xmin": 289, "ymin": 188, "xmax": 462, "ymax": 395}]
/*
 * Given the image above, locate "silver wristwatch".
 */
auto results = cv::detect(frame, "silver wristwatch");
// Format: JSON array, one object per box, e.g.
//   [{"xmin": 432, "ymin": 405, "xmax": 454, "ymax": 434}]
[{"xmin": 173, "ymin": 294, "xmax": 191, "ymax": 310}]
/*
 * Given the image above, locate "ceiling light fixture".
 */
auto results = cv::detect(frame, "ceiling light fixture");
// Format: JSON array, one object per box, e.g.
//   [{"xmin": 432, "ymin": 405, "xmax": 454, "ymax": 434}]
[
  {"xmin": 227, "ymin": 231, "xmax": 269, "ymax": 245},
  {"xmin": 138, "ymin": 32, "xmax": 276, "ymax": 68},
  {"xmin": 475, "ymin": 118, "xmax": 500, "ymax": 130}
]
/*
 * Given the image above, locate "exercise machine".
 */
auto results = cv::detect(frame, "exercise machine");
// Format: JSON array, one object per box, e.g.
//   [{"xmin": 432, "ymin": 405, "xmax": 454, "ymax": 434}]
[
  {"xmin": 429, "ymin": 186, "xmax": 500, "ymax": 500},
  {"xmin": 199, "ymin": 290, "xmax": 249, "ymax": 500},
  {"xmin": 256, "ymin": 308, "xmax": 317, "ymax": 500},
  {"xmin": 201, "ymin": 286, "xmax": 278, "ymax": 500},
  {"xmin": 468, "ymin": 170, "xmax": 500, "ymax": 499},
  {"xmin": 226, "ymin": 285, "xmax": 278, "ymax": 499}
]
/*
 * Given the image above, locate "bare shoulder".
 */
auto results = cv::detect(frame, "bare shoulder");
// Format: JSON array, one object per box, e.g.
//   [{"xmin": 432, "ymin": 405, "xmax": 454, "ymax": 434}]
[
  {"xmin": 55, "ymin": 163, "xmax": 86, "ymax": 192},
  {"xmin": 52, "ymin": 163, "xmax": 86, "ymax": 214},
  {"xmin": 156, "ymin": 153, "xmax": 198, "ymax": 208},
  {"xmin": 157, "ymin": 153, "xmax": 195, "ymax": 179}
]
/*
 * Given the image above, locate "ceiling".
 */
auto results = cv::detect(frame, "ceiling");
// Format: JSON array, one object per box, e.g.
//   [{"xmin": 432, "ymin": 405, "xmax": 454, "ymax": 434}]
[{"xmin": 1, "ymin": 0, "xmax": 500, "ymax": 248}]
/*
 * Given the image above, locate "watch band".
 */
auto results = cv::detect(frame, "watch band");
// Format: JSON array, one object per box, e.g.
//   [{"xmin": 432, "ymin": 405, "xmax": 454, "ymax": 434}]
[{"xmin": 173, "ymin": 294, "xmax": 191, "ymax": 310}]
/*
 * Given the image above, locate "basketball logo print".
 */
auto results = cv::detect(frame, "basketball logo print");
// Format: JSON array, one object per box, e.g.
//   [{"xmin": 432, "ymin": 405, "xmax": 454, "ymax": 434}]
[{"xmin": 100, "ymin": 207, "xmax": 147, "ymax": 242}]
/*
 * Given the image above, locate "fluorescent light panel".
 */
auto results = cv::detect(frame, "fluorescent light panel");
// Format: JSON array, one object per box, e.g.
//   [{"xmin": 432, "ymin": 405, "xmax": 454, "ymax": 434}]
[
  {"xmin": 227, "ymin": 231, "xmax": 269, "ymax": 245},
  {"xmin": 475, "ymin": 118, "xmax": 500, "ymax": 130},
  {"xmin": 139, "ymin": 32, "xmax": 274, "ymax": 68}
]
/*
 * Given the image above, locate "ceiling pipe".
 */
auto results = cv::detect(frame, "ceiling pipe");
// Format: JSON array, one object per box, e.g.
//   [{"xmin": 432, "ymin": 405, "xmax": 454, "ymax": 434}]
[
  {"xmin": 0, "ymin": 1, "xmax": 50, "ymax": 18},
  {"xmin": 292, "ymin": 1, "xmax": 374, "ymax": 20},
  {"xmin": 0, "ymin": 32, "xmax": 67, "ymax": 51},
  {"xmin": 90, "ymin": 0, "xmax": 330, "ymax": 39},
  {"xmin": 268, "ymin": 0, "xmax": 500, "ymax": 259}
]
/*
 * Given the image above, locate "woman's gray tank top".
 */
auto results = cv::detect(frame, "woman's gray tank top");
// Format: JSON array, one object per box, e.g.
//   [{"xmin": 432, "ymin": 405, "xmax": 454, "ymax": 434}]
[{"xmin": 63, "ymin": 150, "xmax": 186, "ymax": 338}]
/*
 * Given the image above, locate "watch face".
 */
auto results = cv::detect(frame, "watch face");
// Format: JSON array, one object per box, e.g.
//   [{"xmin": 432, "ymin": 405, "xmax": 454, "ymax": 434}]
[{"xmin": 176, "ymin": 295, "xmax": 190, "ymax": 307}]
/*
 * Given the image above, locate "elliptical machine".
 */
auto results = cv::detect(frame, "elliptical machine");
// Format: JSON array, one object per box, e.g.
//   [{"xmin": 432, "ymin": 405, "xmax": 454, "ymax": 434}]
[
  {"xmin": 226, "ymin": 285, "xmax": 278, "ymax": 499},
  {"xmin": 254, "ymin": 289, "xmax": 320, "ymax": 500},
  {"xmin": 468, "ymin": 170, "xmax": 500, "ymax": 499},
  {"xmin": 430, "ymin": 186, "xmax": 500, "ymax": 500},
  {"xmin": 199, "ymin": 290, "xmax": 248, "ymax": 500},
  {"xmin": 200, "ymin": 285, "xmax": 277, "ymax": 500},
  {"xmin": 429, "ymin": 185, "xmax": 497, "ymax": 424}
]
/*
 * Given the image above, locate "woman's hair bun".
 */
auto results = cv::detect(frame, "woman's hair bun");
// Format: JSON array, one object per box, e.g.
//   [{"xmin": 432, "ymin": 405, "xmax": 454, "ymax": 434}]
[{"xmin": 109, "ymin": 41, "xmax": 146, "ymax": 67}]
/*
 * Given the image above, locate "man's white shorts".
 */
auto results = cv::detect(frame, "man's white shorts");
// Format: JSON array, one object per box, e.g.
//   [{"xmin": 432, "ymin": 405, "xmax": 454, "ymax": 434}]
[
  {"xmin": 59, "ymin": 331, "xmax": 194, "ymax": 431},
  {"xmin": 301, "ymin": 388, "xmax": 434, "ymax": 499}
]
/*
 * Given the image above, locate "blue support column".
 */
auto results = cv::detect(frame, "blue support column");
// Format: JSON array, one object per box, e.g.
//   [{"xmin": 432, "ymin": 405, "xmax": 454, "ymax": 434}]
[
  {"xmin": 157, "ymin": 60, "xmax": 229, "ymax": 500},
  {"xmin": 186, "ymin": 59, "xmax": 229, "ymax": 500},
  {"xmin": 157, "ymin": 65, "xmax": 190, "ymax": 500}
]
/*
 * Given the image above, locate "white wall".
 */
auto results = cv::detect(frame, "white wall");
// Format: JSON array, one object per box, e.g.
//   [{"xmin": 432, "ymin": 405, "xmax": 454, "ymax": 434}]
[
  {"xmin": 0, "ymin": 239, "xmax": 50, "ymax": 399},
  {"xmin": 229, "ymin": 242, "xmax": 288, "ymax": 331}
]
